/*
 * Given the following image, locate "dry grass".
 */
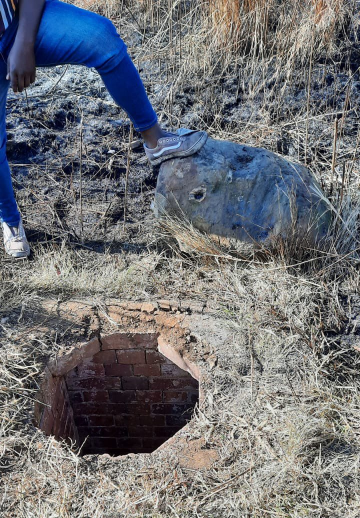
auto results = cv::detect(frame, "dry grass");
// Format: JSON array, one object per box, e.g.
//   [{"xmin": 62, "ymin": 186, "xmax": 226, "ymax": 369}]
[
  {"xmin": 1, "ymin": 0, "xmax": 360, "ymax": 516},
  {"xmin": 207, "ymin": 0, "xmax": 347, "ymax": 53}
]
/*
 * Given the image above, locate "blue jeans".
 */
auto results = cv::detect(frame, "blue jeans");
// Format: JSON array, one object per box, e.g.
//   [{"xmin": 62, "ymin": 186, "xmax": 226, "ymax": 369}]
[{"xmin": 0, "ymin": 0, "xmax": 158, "ymax": 226}]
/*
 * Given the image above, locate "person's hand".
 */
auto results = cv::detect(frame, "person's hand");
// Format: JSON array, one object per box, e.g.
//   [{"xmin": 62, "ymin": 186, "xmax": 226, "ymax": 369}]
[{"xmin": 6, "ymin": 40, "xmax": 36, "ymax": 93}]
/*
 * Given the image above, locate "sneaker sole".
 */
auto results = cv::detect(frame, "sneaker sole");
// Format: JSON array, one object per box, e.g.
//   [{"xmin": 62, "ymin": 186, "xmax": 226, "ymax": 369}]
[
  {"xmin": 5, "ymin": 249, "xmax": 30, "ymax": 259},
  {"xmin": 150, "ymin": 132, "xmax": 208, "ymax": 166}
]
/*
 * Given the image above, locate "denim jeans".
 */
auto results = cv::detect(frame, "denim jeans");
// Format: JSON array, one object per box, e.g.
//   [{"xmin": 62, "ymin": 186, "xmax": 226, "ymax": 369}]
[{"xmin": 0, "ymin": 0, "xmax": 158, "ymax": 226}]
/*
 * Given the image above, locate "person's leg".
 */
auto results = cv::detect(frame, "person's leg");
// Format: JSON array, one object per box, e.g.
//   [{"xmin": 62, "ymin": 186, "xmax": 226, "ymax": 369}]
[
  {"xmin": 0, "ymin": 62, "xmax": 20, "ymax": 227},
  {"xmin": 34, "ymin": 1, "xmax": 160, "ymax": 142},
  {"xmin": 0, "ymin": 59, "xmax": 30, "ymax": 257},
  {"xmin": 34, "ymin": 0, "xmax": 207, "ymax": 156}
]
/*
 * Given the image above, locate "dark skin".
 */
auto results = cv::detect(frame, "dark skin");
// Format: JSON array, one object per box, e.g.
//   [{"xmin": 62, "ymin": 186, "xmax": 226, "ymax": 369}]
[
  {"xmin": 6, "ymin": 0, "xmax": 170, "ymax": 148},
  {"xmin": 7, "ymin": 0, "xmax": 44, "ymax": 93}
]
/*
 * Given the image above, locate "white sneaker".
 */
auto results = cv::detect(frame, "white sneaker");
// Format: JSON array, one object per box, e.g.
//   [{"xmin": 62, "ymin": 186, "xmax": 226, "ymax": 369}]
[{"xmin": 2, "ymin": 219, "xmax": 30, "ymax": 258}]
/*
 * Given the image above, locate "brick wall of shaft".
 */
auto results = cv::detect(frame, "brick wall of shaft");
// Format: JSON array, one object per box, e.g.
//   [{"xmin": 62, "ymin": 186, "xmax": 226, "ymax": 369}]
[
  {"xmin": 38, "ymin": 376, "xmax": 79, "ymax": 447},
  {"xmin": 64, "ymin": 333, "xmax": 199, "ymax": 456}
]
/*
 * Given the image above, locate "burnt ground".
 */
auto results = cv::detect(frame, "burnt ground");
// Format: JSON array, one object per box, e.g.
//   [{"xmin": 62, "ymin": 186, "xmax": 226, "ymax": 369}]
[
  {"xmin": 5, "ymin": 12, "xmax": 360, "ymax": 260},
  {"xmin": 6, "ymin": 65, "xmax": 159, "ymax": 255}
]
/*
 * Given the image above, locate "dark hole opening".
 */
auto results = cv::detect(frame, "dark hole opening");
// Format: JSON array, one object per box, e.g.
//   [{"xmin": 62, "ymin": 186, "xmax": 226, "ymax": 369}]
[{"xmin": 38, "ymin": 333, "xmax": 199, "ymax": 456}]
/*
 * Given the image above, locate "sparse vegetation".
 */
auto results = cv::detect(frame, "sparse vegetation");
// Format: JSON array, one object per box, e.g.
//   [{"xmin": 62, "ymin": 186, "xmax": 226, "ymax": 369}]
[{"xmin": 1, "ymin": 0, "xmax": 360, "ymax": 516}]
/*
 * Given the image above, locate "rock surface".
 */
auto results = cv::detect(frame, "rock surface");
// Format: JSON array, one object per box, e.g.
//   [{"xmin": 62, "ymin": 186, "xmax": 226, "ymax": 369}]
[{"xmin": 154, "ymin": 138, "xmax": 331, "ymax": 244}]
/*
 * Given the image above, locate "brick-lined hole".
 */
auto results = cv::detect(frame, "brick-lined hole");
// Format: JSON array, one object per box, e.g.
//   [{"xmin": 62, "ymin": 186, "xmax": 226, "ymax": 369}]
[{"xmin": 36, "ymin": 333, "xmax": 199, "ymax": 456}]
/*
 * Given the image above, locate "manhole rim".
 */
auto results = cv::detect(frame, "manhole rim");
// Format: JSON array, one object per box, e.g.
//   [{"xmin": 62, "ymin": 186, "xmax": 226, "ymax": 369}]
[{"xmin": 34, "ymin": 301, "xmax": 205, "ymax": 459}]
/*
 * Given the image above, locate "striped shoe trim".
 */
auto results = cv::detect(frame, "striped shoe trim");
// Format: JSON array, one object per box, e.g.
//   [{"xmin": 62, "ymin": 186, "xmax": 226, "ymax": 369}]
[{"xmin": 152, "ymin": 141, "xmax": 181, "ymax": 158}]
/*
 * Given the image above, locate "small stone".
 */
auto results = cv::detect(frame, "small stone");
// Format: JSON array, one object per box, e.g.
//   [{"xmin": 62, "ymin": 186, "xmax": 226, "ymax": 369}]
[
  {"xmin": 158, "ymin": 300, "xmax": 172, "ymax": 311},
  {"xmin": 141, "ymin": 302, "xmax": 157, "ymax": 314},
  {"xmin": 206, "ymin": 354, "xmax": 218, "ymax": 370},
  {"xmin": 130, "ymin": 139, "xmax": 142, "ymax": 150}
]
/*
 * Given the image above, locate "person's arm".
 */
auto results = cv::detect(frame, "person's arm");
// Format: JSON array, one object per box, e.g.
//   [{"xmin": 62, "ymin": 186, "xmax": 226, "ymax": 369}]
[{"xmin": 7, "ymin": 0, "xmax": 45, "ymax": 93}]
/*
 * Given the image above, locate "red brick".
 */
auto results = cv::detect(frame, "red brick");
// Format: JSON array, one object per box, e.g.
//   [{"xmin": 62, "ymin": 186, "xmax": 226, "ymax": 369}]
[
  {"xmin": 68, "ymin": 423, "xmax": 77, "ymax": 443},
  {"xmin": 160, "ymin": 364, "xmax": 189, "ymax": 377},
  {"xmin": 83, "ymin": 390, "xmax": 109, "ymax": 403},
  {"xmin": 108, "ymin": 391, "xmax": 136, "ymax": 403},
  {"xmin": 43, "ymin": 371, "xmax": 61, "ymax": 401},
  {"xmin": 139, "ymin": 415, "xmax": 165, "ymax": 426},
  {"xmin": 102, "ymin": 378, "xmax": 123, "ymax": 390},
  {"xmin": 49, "ymin": 378, "xmax": 61, "ymax": 408},
  {"xmin": 142, "ymin": 438, "xmax": 167, "ymax": 450},
  {"xmin": 48, "ymin": 350, "xmax": 82, "ymax": 377},
  {"xmin": 117, "ymin": 437, "xmax": 143, "ymax": 449},
  {"xmin": 68, "ymin": 391, "xmax": 83, "ymax": 403},
  {"xmin": 154, "ymin": 426, "xmax": 181, "ymax": 438},
  {"xmin": 65, "ymin": 368, "xmax": 78, "ymax": 382},
  {"xmin": 163, "ymin": 391, "xmax": 189, "ymax": 403},
  {"xmin": 53, "ymin": 410, "xmax": 65, "ymax": 438},
  {"xmin": 91, "ymin": 438, "xmax": 117, "ymax": 448},
  {"xmin": 101, "ymin": 333, "xmax": 157, "ymax": 351},
  {"xmin": 101, "ymin": 333, "xmax": 133, "ymax": 350},
  {"xmin": 132, "ymin": 333, "xmax": 158, "ymax": 349},
  {"xmin": 40, "ymin": 408, "xmax": 54, "ymax": 435},
  {"xmin": 88, "ymin": 415, "xmax": 114, "ymax": 427},
  {"xmin": 81, "ymin": 338, "xmax": 101, "ymax": 359},
  {"xmin": 66, "ymin": 377, "xmax": 122, "ymax": 390},
  {"xmin": 72, "ymin": 402, "xmax": 127, "ymax": 415},
  {"xmin": 114, "ymin": 414, "xmax": 139, "ymax": 427},
  {"xmin": 80, "ymin": 427, "xmax": 128, "ymax": 438},
  {"xmin": 151, "ymin": 403, "xmax": 194, "ymax": 415},
  {"xmin": 133, "ymin": 364, "xmax": 161, "ymax": 376},
  {"xmin": 145, "ymin": 350, "xmax": 167, "ymax": 364},
  {"xmin": 60, "ymin": 400, "xmax": 71, "ymax": 423},
  {"xmin": 74, "ymin": 415, "xmax": 88, "ymax": 427},
  {"xmin": 136, "ymin": 390, "xmax": 162, "ymax": 404},
  {"xmin": 148, "ymin": 378, "xmax": 176, "ymax": 390},
  {"xmin": 128, "ymin": 426, "xmax": 153, "ymax": 438},
  {"xmin": 166, "ymin": 414, "xmax": 191, "ymax": 427},
  {"xmin": 116, "ymin": 349, "xmax": 145, "ymax": 364},
  {"xmin": 149, "ymin": 378, "xmax": 198, "ymax": 390},
  {"xmin": 63, "ymin": 416, "xmax": 74, "ymax": 442},
  {"xmin": 105, "ymin": 364, "xmax": 133, "ymax": 377},
  {"xmin": 57, "ymin": 414, "xmax": 69, "ymax": 440},
  {"xmin": 54, "ymin": 391, "xmax": 65, "ymax": 420},
  {"xmin": 126, "ymin": 403, "xmax": 151, "ymax": 415},
  {"xmin": 92, "ymin": 350, "xmax": 117, "ymax": 364},
  {"xmin": 76, "ymin": 362, "xmax": 105, "ymax": 378},
  {"xmin": 122, "ymin": 376, "xmax": 149, "ymax": 390}
]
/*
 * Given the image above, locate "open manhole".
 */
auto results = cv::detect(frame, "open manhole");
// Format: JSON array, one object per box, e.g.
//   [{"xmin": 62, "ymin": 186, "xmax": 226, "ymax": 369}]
[{"xmin": 35, "ymin": 332, "xmax": 199, "ymax": 456}]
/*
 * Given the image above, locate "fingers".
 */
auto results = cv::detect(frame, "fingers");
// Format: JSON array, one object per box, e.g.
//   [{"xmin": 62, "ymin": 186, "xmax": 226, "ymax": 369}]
[
  {"xmin": 8, "ymin": 73, "xmax": 34, "ymax": 93},
  {"xmin": 10, "ymin": 72, "xmax": 19, "ymax": 93},
  {"xmin": 17, "ymin": 74, "xmax": 24, "ymax": 93}
]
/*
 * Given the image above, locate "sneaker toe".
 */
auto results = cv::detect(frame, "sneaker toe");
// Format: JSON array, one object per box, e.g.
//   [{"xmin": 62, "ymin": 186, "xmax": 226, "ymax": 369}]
[{"xmin": 5, "ymin": 241, "xmax": 30, "ymax": 258}]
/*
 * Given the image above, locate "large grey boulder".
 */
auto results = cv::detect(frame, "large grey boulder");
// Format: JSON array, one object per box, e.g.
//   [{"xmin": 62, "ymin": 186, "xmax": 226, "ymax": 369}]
[{"xmin": 154, "ymin": 138, "xmax": 330, "ymax": 244}]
